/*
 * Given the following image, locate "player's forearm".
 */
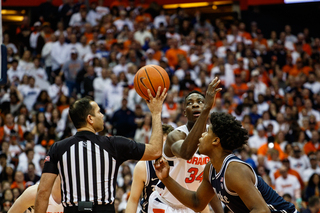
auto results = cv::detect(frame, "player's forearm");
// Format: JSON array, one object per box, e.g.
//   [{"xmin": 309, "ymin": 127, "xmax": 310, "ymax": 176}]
[
  {"xmin": 34, "ymin": 190, "xmax": 50, "ymax": 213},
  {"xmin": 180, "ymin": 108, "xmax": 210, "ymax": 159},
  {"xmin": 209, "ymin": 195, "xmax": 224, "ymax": 213},
  {"xmin": 161, "ymin": 176, "xmax": 205, "ymax": 212},
  {"xmin": 125, "ymin": 200, "xmax": 139, "ymax": 213},
  {"xmin": 148, "ymin": 113, "xmax": 163, "ymax": 158}
]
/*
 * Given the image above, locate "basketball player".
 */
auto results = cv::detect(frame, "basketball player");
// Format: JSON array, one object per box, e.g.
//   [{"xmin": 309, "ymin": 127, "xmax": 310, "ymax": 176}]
[
  {"xmin": 8, "ymin": 176, "xmax": 63, "ymax": 213},
  {"xmin": 126, "ymin": 124, "xmax": 174, "ymax": 213},
  {"xmin": 155, "ymin": 112, "xmax": 299, "ymax": 213},
  {"xmin": 148, "ymin": 77, "xmax": 223, "ymax": 213}
]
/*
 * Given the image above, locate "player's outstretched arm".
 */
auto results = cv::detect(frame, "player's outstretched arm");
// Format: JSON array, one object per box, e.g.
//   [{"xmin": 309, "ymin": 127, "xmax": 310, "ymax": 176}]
[
  {"xmin": 225, "ymin": 162, "xmax": 270, "ymax": 213},
  {"xmin": 169, "ymin": 78, "xmax": 221, "ymax": 159},
  {"xmin": 155, "ymin": 158, "xmax": 215, "ymax": 212},
  {"xmin": 141, "ymin": 87, "xmax": 167, "ymax": 160},
  {"xmin": 126, "ymin": 161, "xmax": 146, "ymax": 213},
  {"xmin": 8, "ymin": 185, "xmax": 38, "ymax": 213},
  {"xmin": 35, "ymin": 173, "xmax": 57, "ymax": 213}
]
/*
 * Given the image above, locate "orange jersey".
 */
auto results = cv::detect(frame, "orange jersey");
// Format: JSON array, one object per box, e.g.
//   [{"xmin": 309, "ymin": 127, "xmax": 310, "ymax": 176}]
[{"xmin": 165, "ymin": 48, "xmax": 187, "ymax": 68}]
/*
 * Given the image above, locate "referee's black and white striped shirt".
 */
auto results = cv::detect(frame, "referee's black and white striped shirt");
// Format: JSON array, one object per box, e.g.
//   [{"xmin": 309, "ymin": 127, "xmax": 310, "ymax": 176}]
[{"xmin": 42, "ymin": 131, "xmax": 145, "ymax": 207}]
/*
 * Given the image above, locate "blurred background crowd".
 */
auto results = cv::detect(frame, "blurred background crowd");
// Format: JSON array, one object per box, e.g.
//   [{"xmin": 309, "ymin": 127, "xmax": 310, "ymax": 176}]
[{"xmin": 1, "ymin": 0, "xmax": 320, "ymax": 212}]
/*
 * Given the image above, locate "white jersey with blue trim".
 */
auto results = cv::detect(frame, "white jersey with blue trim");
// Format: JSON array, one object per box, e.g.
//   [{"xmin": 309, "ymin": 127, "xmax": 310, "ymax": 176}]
[{"xmin": 155, "ymin": 125, "xmax": 210, "ymax": 208}]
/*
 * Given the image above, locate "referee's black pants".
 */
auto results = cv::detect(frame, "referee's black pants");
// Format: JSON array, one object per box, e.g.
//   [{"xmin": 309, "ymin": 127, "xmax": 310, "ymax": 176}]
[{"xmin": 64, "ymin": 204, "xmax": 115, "ymax": 213}]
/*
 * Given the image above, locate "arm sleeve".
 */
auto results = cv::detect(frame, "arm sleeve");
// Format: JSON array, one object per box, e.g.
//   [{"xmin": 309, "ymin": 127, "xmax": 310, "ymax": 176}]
[
  {"xmin": 113, "ymin": 136, "xmax": 145, "ymax": 162},
  {"xmin": 42, "ymin": 143, "xmax": 59, "ymax": 174}
]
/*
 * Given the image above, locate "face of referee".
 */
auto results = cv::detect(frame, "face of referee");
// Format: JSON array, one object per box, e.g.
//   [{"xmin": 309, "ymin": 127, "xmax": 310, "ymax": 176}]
[{"xmin": 89, "ymin": 101, "xmax": 104, "ymax": 132}]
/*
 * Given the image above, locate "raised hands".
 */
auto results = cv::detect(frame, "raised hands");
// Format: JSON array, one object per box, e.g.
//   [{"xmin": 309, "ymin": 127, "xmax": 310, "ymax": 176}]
[
  {"xmin": 203, "ymin": 77, "xmax": 222, "ymax": 111},
  {"xmin": 154, "ymin": 156, "xmax": 170, "ymax": 180},
  {"xmin": 146, "ymin": 87, "xmax": 167, "ymax": 115}
]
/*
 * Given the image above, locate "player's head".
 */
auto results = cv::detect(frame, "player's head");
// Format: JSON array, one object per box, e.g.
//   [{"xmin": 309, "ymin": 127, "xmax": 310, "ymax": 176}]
[
  {"xmin": 199, "ymin": 112, "xmax": 248, "ymax": 155},
  {"xmin": 69, "ymin": 98, "xmax": 104, "ymax": 132},
  {"xmin": 184, "ymin": 91, "xmax": 205, "ymax": 123}
]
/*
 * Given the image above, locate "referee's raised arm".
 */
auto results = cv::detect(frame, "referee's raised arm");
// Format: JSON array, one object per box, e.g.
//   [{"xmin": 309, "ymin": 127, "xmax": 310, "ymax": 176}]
[
  {"xmin": 140, "ymin": 87, "xmax": 167, "ymax": 161},
  {"xmin": 35, "ymin": 88, "xmax": 167, "ymax": 213}
]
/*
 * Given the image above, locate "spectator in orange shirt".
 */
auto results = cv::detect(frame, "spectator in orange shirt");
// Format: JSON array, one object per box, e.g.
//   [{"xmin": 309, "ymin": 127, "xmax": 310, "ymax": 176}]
[
  {"xmin": 149, "ymin": 41, "xmax": 163, "ymax": 62},
  {"xmin": 289, "ymin": 57, "xmax": 312, "ymax": 77},
  {"xmin": 258, "ymin": 132, "xmax": 286, "ymax": 160},
  {"xmin": 234, "ymin": 57, "xmax": 250, "ymax": 82},
  {"xmin": 105, "ymin": 29, "xmax": 118, "ymax": 51},
  {"xmin": 165, "ymin": 38, "xmax": 187, "ymax": 69},
  {"xmin": 296, "ymin": 33, "xmax": 312, "ymax": 56},
  {"xmin": 10, "ymin": 171, "xmax": 26, "ymax": 192},
  {"xmin": 282, "ymin": 54, "xmax": 294, "ymax": 74},
  {"xmin": 231, "ymin": 74, "xmax": 249, "ymax": 97},
  {"xmin": 0, "ymin": 113, "xmax": 24, "ymax": 143},
  {"xmin": 304, "ymin": 130, "xmax": 320, "ymax": 155},
  {"xmin": 238, "ymin": 22, "xmax": 252, "ymax": 41},
  {"xmin": 83, "ymin": 23, "xmax": 94, "ymax": 44},
  {"xmin": 252, "ymin": 29, "xmax": 268, "ymax": 49}
]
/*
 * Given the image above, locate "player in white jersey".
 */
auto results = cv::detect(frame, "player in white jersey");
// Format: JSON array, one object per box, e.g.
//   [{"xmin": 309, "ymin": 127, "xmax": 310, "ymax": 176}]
[
  {"xmin": 8, "ymin": 176, "xmax": 63, "ymax": 213},
  {"xmin": 148, "ymin": 77, "xmax": 223, "ymax": 213}
]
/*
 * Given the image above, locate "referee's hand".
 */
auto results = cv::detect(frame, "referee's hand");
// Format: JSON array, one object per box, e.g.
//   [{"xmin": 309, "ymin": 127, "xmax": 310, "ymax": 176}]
[{"xmin": 146, "ymin": 87, "xmax": 167, "ymax": 114}]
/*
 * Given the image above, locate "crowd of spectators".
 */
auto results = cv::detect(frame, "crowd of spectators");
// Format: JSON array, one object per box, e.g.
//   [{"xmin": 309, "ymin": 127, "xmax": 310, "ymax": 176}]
[{"xmin": 1, "ymin": 0, "xmax": 320, "ymax": 212}]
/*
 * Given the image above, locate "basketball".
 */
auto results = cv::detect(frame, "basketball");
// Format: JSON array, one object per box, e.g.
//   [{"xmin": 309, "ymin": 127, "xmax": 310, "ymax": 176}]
[{"xmin": 134, "ymin": 65, "xmax": 170, "ymax": 100}]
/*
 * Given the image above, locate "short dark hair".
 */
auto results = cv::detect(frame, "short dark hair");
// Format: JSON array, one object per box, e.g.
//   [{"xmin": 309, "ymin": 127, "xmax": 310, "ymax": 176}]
[
  {"xmin": 162, "ymin": 124, "xmax": 174, "ymax": 135},
  {"xmin": 69, "ymin": 98, "xmax": 94, "ymax": 129},
  {"xmin": 184, "ymin": 91, "xmax": 205, "ymax": 102},
  {"xmin": 209, "ymin": 112, "xmax": 249, "ymax": 151},
  {"xmin": 309, "ymin": 196, "xmax": 320, "ymax": 207}
]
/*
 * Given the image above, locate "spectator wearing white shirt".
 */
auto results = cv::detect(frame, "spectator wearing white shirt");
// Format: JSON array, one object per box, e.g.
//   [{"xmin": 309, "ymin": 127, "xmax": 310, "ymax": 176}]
[
  {"xmin": 302, "ymin": 99, "xmax": 320, "ymax": 122},
  {"xmin": 3, "ymin": 33, "xmax": 18, "ymax": 55},
  {"xmin": 48, "ymin": 76, "xmax": 69, "ymax": 104},
  {"xmin": 16, "ymin": 149, "xmax": 41, "ymax": 175},
  {"xmin": 54, "ymin": 21, "xmax": 67, "ymax": 38},
  {"xmin": 304, "ymin": 72, "xmax": 320, "ymax": 95},
  {"xmin": 22, "ymin": 76, "xmax": 41, "ymax": 111},
  {"xmin": 275, "ymin": 165, "xmax": 301, "ymax": 200},
  {"xmin": 114, "ymin": 10, "xmax": 134, "ymax": 32},
  {"xmin": 302, "ymin": 153, "xmax": 320, "ymax": 185},
  {"xmin": 93, "ymin": 68, "xmax": 111, "ymax": 108},
  {"xmin": 51, "ymin": 34, "xmax": 69, "ymax": 75},
  {"xmin": 7, "ymin": 59, "xmax": 25, "ymax": 84},
  {"xmin": 19, "ymin": 50, "xmax": 34, "ymax": 72},
  {"xmin": 248, "ymin": 124, "xmax": 268, "ymax": 154},
  {"xmin": 87, "ymin": 1, "xmax": 100, "ymax": 27},
  {"xmin": 83, "ymin": 42, "xmax": 102, "ymax": 64},
  {"xmin": 76, "ymin": 35, "xmax": 91, "ymax": 59},
  {"xmin": 174, "ymin": 59, "xmax": 197, "ymax": 81},
  {"xmin": 96, "ymin": 0, "xmax": 110, "ymax": 20},
  {"xmin": 103, "ymin": 74, "xmax": 124, "ymax": 117},
  {"xmin": 28, "ymin": 58, "xmax": 50, "ymax": 91},
  {"xmin": 248, "ymin": 69, "xmax": 267, "ymax": 102},
  {"xmin": 69, "ymin": 5, "xmax": 90, "ymax": 28},
  {"xmin": 134, "ymin": 22, "xmax": 153, "ymax": 46},
  {"xmin": 61, "ymin": 49, "xmax": 84, "ymax": 96},
  {"xmin": 113, "ymin": 55, "xmax": 128, "ymax": 76},
  {"xmin": 165, "ymin": 25, "xmax": 181, "ymax": 42},
  {"xmin": 41, "ymin": 34, "xmax": 56, "ymax": 83},
  {"xmin": 145, "ymin": 49, "xmax": 159, "ymax": 65},
  {"xmin": 288, "ymin": 144, "xmax": 311, "ymax": 178},
  {"xmin": 284, "ymin": 25, "xmax": 298, "ymax": 44},
  {"xmin": 153, "ymin": 9, "xmax": 167, "ymax": 29}
]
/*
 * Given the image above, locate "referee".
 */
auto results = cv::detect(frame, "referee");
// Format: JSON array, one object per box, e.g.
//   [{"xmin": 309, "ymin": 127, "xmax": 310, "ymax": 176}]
[{"xmin": 34, "ymin": 87, "xmax": 167, "ymax": 213}]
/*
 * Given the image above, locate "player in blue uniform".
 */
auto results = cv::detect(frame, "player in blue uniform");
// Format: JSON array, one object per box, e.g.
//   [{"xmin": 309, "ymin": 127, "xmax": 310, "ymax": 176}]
[{"xmin": 154, "ymin": 112, "xmax": 299, "ymax": 213}]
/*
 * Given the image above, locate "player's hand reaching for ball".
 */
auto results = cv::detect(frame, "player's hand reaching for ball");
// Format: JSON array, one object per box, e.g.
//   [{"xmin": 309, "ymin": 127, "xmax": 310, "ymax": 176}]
[
  {"xmin": 146, "ymin": 86, "xmax": 167, "ymax": 115},
  {"xmin": 154, "ymin": 156, "xmax": 170, "ymax": 180},
  {"xmin": 204, "ymin": 77, "xmax": 222, "ymax": 111}
]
